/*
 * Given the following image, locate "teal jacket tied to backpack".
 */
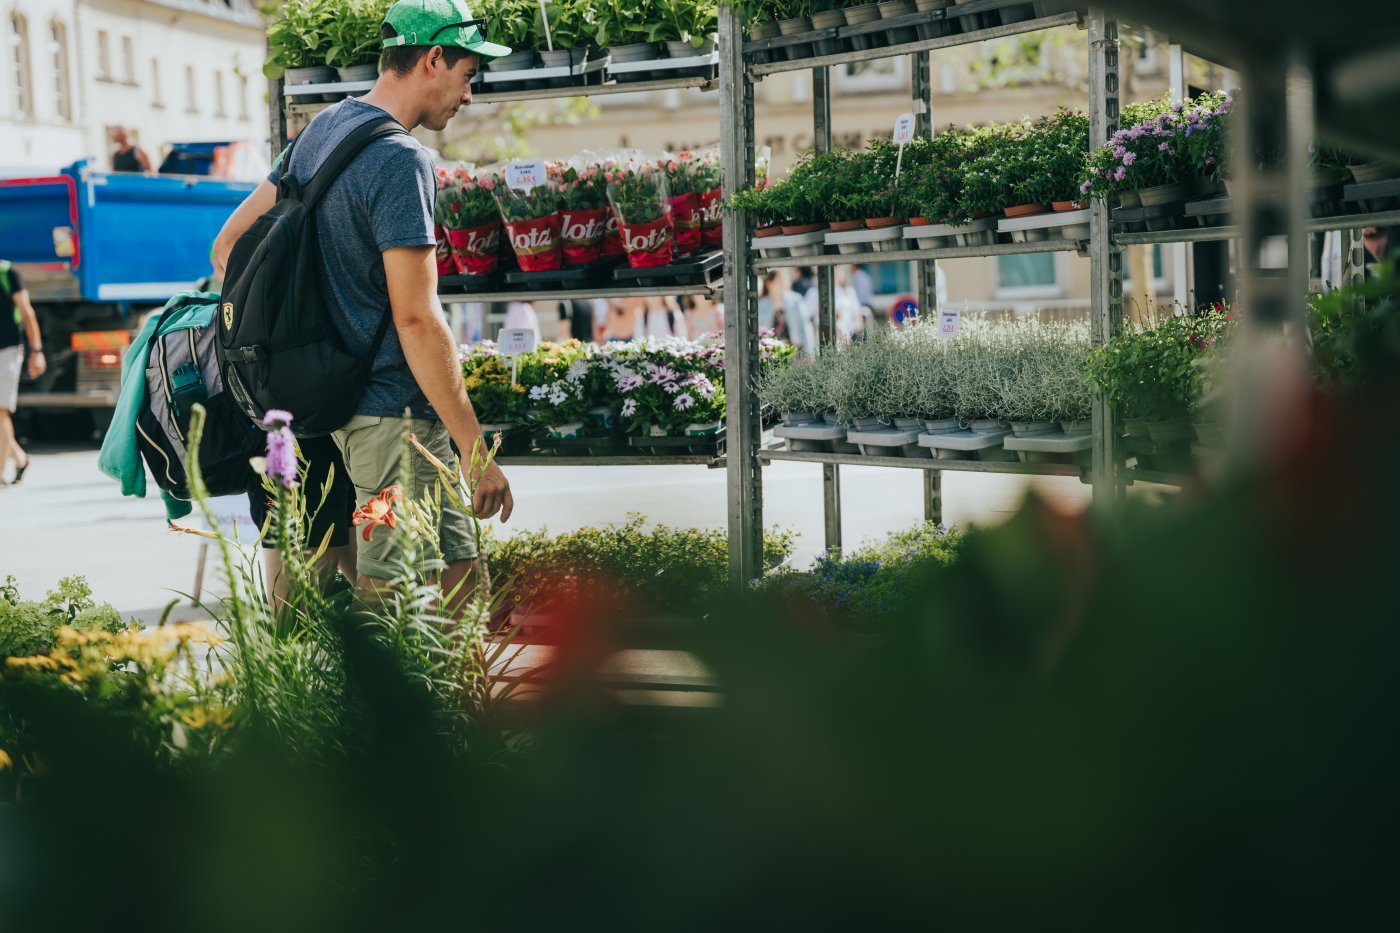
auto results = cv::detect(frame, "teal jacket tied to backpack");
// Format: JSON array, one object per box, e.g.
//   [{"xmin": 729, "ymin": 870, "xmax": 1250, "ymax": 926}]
[{"xmin": 98, "ymin": 292, "xmax": 220, "ymax": 522}]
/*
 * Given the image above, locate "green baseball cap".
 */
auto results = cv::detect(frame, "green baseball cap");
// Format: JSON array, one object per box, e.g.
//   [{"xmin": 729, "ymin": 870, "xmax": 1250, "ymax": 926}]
[{"xmin": 381, "ymin": 0, "xmax": 512, "ymax": 59}]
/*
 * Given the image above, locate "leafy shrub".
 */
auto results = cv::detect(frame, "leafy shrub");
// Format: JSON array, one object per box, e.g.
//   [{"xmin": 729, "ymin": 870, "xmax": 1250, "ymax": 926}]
[
  {"xmin": 0, "ymin": 576, "xmax": 126, "ymax": 659},
  {"xmin": 485, "ymin": 516, "xmax": 795, "ymax": 616},
  {"xmin": 1086, "ymin": 305, "xmax": 1235, "ymax": 421},
  {"xmin": 1308, "ymin": 263, "xmax": 1400, "ymax": 395},
  {"xmin": 754, "ymin": 521, "xmax": 963, "ymax": 630}
]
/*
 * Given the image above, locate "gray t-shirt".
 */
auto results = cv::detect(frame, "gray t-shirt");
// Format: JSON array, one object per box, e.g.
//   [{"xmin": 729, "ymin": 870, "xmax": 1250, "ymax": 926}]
[{"xmin": 269, "ymin": 98, "xmax": 437, "ymax": 417}]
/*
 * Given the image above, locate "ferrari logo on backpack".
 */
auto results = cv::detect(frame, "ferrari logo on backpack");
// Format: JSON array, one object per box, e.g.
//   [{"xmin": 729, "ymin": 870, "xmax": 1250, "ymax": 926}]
[{"xmin": 222, "ymin": 302, "xmax": 234, "ymax": 329}]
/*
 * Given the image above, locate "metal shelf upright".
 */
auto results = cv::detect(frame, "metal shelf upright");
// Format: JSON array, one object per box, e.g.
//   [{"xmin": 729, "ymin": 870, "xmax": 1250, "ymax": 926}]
[{"xmin": 720, "ymin": 2, "xmax": 1121, "ymax": 580}]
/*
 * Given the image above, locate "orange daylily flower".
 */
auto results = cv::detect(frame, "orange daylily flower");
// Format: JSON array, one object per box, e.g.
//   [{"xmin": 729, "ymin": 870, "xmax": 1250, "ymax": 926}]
[{"xmin": 352, "ymin": 485, "xmax": 403, "ymax": 541}]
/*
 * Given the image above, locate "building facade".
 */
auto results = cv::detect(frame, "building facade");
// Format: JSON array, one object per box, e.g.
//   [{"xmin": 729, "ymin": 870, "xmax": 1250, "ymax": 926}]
[{"xmin": 1, "ymin": 0, "xmax": 266, "ymax": 176}]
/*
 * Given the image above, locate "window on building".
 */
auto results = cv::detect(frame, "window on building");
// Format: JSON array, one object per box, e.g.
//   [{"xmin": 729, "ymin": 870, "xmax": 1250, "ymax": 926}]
[
  {"xmin": 48, "ymin": 19, "xmax": 70, "ymax": 121},
  {"xmin": 185, "ymin": 64, "xmax": 198, "ymax": 113},
  {"xmin": 96, "ymin": 29, "xmax": 110, "ymax": 78},
  {"xmin": 214, "ymin": 70, "xmax": 225, "ymax": 116},
  {"xmin": 834, "ymin": 57, "xmax": 905, "ymax": 93},
  {"xmin": 996, "ymin": 253, "xmax": 1060, "ymax": 297},
  {"xmin": 237, "ymin": 73, "xmax": 249, "ymax": 120},
  {"xmin": 121, "ymin": 35, "xmax": 134, "ymax": 83},
  {"xmin": 9, "ymin": 13, "xmax": 32, "ymax": 118},
  {"xmin": 151, "ymin": 58, "xmax": 163, "ymax": 107}
]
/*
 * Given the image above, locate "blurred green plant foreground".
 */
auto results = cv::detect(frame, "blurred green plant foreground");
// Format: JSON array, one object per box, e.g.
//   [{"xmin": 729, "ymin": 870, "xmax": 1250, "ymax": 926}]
[{"xmin": 4, "ymin": 274, "xmax": 1400, "ymax": 930}]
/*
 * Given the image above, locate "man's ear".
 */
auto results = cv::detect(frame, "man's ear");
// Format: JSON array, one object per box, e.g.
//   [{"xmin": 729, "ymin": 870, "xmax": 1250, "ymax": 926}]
[{"xmin": 424, "ymin": 44, "xmax": 444, "ymax": 74}]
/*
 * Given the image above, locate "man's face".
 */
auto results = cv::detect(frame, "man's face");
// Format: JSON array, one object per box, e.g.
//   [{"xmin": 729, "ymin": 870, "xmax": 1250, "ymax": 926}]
[{"xmin": 421, "ymin": 49, "xmax": 480, "ymax": 131}]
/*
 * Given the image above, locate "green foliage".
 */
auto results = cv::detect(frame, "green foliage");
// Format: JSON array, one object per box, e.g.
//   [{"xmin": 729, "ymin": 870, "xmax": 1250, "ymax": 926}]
[
  {"xmin": 754, "ymin": 521, "xmax": 963, "ymax": 631},
  {"xmin": 1307, "ymin": 263, "xmax": 1400, "ymax": 395},
  {"xmin": 0, "ymin": 576, "xmax": 126, "ymax": 659},
  {"xmin": 485, "ymin": 516, "xmax": 795, "ymax": 616},
  {"xmin": 759, "ymin": 318, "xmax": 1094, "ymax": 424},
  {"xmin": 1086, "ymin": 304, "xmax": 1235, "ymax": 420},
  {"xmin": 263, "ymin": 0, "xmax": 342, "ymax": 78}
]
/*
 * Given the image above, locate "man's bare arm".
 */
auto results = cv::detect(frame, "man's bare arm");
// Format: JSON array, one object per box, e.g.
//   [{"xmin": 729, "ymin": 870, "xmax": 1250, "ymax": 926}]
[
  {"xmin": 383, "ymin": 245, "xmax": 513, "ymax": 522},
  {"xmin": 212, "ymin": 179, "xmax": 277, "ymax": 277},
  {"xmin": 14, "ymin": 289, "xmax": 45, "ymax": 380}
]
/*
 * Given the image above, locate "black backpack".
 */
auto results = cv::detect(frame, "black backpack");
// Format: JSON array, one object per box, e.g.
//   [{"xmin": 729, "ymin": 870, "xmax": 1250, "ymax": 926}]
[
  {"xmin": 134, "ymin": 292, "xmax": 266, "ymax": 500},
  {"xmin": 219, "ymin": 116, "xmax": 407, "ymax": 437}
]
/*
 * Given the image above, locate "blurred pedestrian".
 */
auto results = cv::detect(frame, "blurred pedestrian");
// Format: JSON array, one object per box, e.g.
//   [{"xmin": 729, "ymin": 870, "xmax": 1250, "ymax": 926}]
[
  {"xmin": 759, "ymin": 269, "xmax": 815, "ymax": 355},
  {"xmin": 0, "ymin": 261, "xmax": 45, "ymax": 485},
  {"xmin": 110, "ymin": 126, "xmax": 152, "ymax": 173}
]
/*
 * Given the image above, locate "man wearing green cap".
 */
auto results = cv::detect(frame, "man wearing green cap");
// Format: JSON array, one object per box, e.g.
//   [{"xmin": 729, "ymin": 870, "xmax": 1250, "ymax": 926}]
[{"xmin": 214, "ymin": 0, "xmax": 515, "ymax": 613}]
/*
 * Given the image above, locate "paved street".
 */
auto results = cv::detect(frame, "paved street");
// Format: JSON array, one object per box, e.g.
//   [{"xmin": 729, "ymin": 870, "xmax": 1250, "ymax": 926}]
[{"xmin": 0, "ymin": 443, "xmax": 1092, "ymax": 619}]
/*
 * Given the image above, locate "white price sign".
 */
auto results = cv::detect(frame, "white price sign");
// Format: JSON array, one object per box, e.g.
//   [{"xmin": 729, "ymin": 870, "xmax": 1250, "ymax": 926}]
[
  {"xmin": 506, "ymin": 160, "xmax": 548, "ymax": 192},
  {"xmin": 938, "ymin": 310, "xmax": 960, "ymax": 338},
  {"xmin": 499, "ymin": 328, "xmax": 537, "ymax": 357},
  {"xmin": 892, "ymin": 112, "xmax": 916, "ymax": 145}
]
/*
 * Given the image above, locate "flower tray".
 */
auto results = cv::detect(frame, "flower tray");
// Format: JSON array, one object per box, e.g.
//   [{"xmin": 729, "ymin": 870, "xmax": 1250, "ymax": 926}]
[
  {"xmin": 531, "ymin": 433, "xmax": 629, "ymax": 457},
  {"xmin": 626, "ymin": 432, "xmax": 725, "ymax": 457},
  {"xmin": 998, "ymin": 207, "xmax": 1091, "ymax": 243},
  {"xmin": 840, "ymin": 10, "xmax": 924, "ymax": 49},
  {"xmin": 503, "ymin": 259, "xmax": 620, "ymax": 287},
  {"xmin": 742, "ymin": 25, "xmax": 833, "ymax": 61},
  {"xmin": 1003, "ymin": 430, "xmax": 1091, "ymax": 466},
  {"xmin": 773, "ymin": 422, "xmax": 850, "ymax": 454},
  {"xmin": 903, "ymin": 216, "xmax": 999, "ymax": 250},
  {"xmin": 847, "ymin": 425, "xmax": 924, "ymax": 458},
  {"xmin": 1342, "ymin": 178, "xmax": 1400, "ymax": 214},
  {"xmin": 824, "ymin": 225, "xmax": 905, "ymax": 254},
  {"xmin": 1183, "ymin": 195, "xmax": 1232, "ymax": 228},
  {"xmin": 754, "ymin": 229, "xmax": 828, "ymax": 259},
  {"xmin": 479, "ymin": 53, "xmax": 608, "ymax": 92},
  {"xmin": 917, "ymin": 427, "xmax": 1014, "ymax": 461},
  {"xmin": 1111, "ymin": 202, "xmax": 1187, "ymax": 234},
  {"xmin": 438, "ymin": 271, "xmax": 500, "ymax": 294},
  {"xmin": 613, "ymin": 248, "xmax": 723, "ymax": 287},
  {"xmin": 607, "ymin": 46, "xmax": 718, "ymax": 83}
]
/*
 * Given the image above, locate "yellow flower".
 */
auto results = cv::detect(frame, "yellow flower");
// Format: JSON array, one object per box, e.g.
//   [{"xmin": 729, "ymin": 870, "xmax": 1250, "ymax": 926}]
[
  {"xmin": 511, "ymin": 384, "xmax": 526, "ymax": 393},
  {"xmin": 0, "ymin": 749, "xmax": 11, "ymax": 771},
  {"xmin": 180, "ymin": 706, "xmax": 233, "ymax": 730},
  {"xmin": 6, "ymin": 654, "xmax": 59, "ymax": 671}
]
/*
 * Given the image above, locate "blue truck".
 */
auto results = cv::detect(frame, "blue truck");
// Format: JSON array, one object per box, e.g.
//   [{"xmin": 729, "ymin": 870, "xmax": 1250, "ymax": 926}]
[{"xmin": 0, "ymin": 150, "xmax": 256, "ymax": 435}]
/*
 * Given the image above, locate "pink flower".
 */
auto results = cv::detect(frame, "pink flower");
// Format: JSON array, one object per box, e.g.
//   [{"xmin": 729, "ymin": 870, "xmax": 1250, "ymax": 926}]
[
  {"xmin": 1113, "ymin": 167, "xmax": 1126, "ymax": 181},
  {"xmin": 480, "ymin": 178, "xmax": 494, "ymax": 191}
]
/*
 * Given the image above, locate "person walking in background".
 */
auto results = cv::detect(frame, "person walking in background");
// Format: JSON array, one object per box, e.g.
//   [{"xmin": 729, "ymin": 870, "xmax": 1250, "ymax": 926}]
[
  {"xmin": 643, "ymin": 295, "xmax": 686, "ymax": 338},
  {"xmin": 562, "ymin": 298, "xmax": 593, "ymax": 342},
  {"xmin": 0, "ymin": 261, "xmax": 45, "ymax": 486},
  {"xmin": 110, "ymin": 126, "xmax": 152, "ymax": 173},
  {"xmin": 851, "ymin": 263, "xmax": 875, "ymax": 312},
  {"xmin": 802, "ymin": 265, "xmax": 864, "ymax": 342},
  {"xmin": 758, "ymin": 269, "xmax": 815, "ymax": 355},
  {"xmin": 683, "ymin": 294, "xmax": 723, "ymax": 339},
  {"xmin": 599, "ymin": 297, "xmax": 643, "ymax": 342}
]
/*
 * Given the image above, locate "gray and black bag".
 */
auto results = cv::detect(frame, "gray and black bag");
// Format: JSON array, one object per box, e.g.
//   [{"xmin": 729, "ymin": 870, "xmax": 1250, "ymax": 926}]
[{"xmin": 134, "ymin": 292, "xmax": 265, "ymax": 500}]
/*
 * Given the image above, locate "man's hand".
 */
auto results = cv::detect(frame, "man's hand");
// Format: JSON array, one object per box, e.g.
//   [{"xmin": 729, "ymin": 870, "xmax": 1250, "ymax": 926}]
[
  {"xmin": 26, "ymin": 350, "xmax": 46, "ymax": 380},
  {"xmin": 472, "ymin": 460, "xmax": 513, "ymax": 522}
]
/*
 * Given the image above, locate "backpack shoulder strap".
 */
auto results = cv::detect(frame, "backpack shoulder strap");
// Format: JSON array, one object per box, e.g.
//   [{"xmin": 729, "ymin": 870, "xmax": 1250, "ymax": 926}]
[{"xmin": 296, "ymin": 117, "xmax": 407, "ymax": 208}]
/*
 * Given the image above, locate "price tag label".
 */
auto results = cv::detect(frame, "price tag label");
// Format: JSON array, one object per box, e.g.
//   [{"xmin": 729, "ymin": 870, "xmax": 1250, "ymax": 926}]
[
  {"xmin": 506, "ymin": 160, "xmax": 548, "ymax": 192},
  {"xmin": 499, "ymin": 328, "xmax": 537, "ymax": 357},
  {"xmin": 938, "ymin": 310, "xmax": 960, "ymax": 338},
  {"xmin": 893, "ymin": 113, "xmax": 916, "ymax": 145}
]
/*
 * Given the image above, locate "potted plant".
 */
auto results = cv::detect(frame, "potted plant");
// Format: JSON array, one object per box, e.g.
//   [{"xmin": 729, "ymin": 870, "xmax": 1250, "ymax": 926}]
[
  {"xmin": 730, "ymin": 185, "xmax": 784, "ymax": 236},
  {"xmin": 461, "ymin": 345, "xmax": 528, "ymax": 435},
  {"xmin": 323, "ymin": 0, "xmax": 385, "ymax": 82},
  {"xmin": 530, "ymin": 0, "xmax": 597, "ymax": 67},
  {"xmin": 659, "ymin": 154, "xmax": 704, "ymax": 256},
  {"xmin": 592, "ymin": 0, "xmax": 666, "ymax": 63},
  {"xmin": 438, "ymin": 167, "xmax": 504, "ymax": 276},
  {"xmin": 264, "ymin": 0, "xmax": 337, "ymax": 94},
  {"xmin": 606, "ymin": 162, "xmax": 675, "ymax": 267},
  {"xmin": 555, "ymin": 161, "xmax": 610, "ymax": 266},
  {"xmin": 478, "ymin": 0, "xmax": 539, "ymax": 71},
  {"xmin": 493, "ymin": 166, "xmax": 564, "ymax": 271},
  {"xmin": 654, "ymin": 0, "xmax": 719, "ymax": 57},
  {"xmin": 690, "ymin": 147, "xmax": 725, "ymax": 248}
]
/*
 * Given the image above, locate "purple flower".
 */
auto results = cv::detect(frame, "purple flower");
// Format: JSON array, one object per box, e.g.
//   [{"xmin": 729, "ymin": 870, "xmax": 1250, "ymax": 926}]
[
  {"xmin": 620, "ymin": 398, "xmax": 638, "ymax": 418},
  {"xmin": 265, "ymin": 426, "xmax": 297, "ymax": 488},
  {"xmin": 1122, "ymin": 151, "xmax": 1137, "ymax": 166},
  {"xmin": 262, "ymin": 409, "xmax": 294, "ymax": 430},
  {"xmin": 1113, "ymin": 145, "xmax": 1127, "ymax": 158},
  {"xmin": 1079, "ymin": 179, "xmax": 1092, "ymax": 194},
  {"xmin": 1113, "ymin": 166, "xmax": 1127, "ymax": 182},
  {"xmin": 673, "ymin": 393, "xmax": 695, "ymax": 412},
  {"xmin": 1159, "ymin": 142, "xmax": 1171, "ymax": 152},
  {"xmin": 615, "ymin": 372, "xmax": 644, "ymax": 393}
]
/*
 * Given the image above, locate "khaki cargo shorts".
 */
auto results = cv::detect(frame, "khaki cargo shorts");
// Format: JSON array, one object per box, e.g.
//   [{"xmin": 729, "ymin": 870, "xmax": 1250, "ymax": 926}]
[{"xmin": 332, "ymin": 414, "xmax": 479, "ymax": 580}]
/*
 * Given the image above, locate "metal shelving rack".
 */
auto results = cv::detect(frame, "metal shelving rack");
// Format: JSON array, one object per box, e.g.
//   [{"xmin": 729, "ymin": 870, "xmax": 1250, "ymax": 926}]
[
  {"xmin": 719, "ymin": 1, "xmax": 1121, "ymax": 583},
  {"xmin": 269, "ymin": 66, "xmax": 728, "ymax": 466}
]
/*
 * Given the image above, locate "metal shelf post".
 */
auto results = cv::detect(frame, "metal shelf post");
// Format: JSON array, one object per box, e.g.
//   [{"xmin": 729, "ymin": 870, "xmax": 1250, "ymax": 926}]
[
  {"xmin": 1088, "ymin": 10, "xmax": 1124, "ymax": 506},
  {"xmin": 812, "ymin": 64, "xmax": 843, "ymax": 554},
  {"xmin": 721, "ymin": 2, "xmax": 764, "ymax": 586}
]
